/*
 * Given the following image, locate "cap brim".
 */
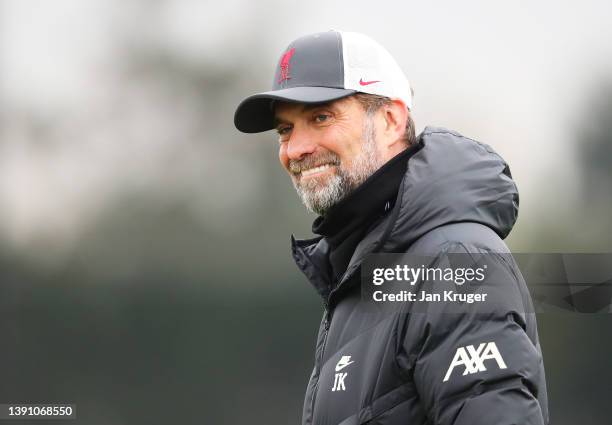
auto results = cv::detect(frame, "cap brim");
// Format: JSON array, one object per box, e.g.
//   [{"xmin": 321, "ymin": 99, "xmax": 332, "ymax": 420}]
[{"xmin": 234, "ymin": 87, "xmax": 356, "ymax": 133}]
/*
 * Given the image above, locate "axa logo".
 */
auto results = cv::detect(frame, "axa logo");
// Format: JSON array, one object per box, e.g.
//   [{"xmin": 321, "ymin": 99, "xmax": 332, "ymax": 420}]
[
  {"xmin": 443, "ymin": 342, "xmax": 507, "ymax": 382},
  {"xmin": 332, "ymin": 355, "xmax": 354, "ymax": 392}
]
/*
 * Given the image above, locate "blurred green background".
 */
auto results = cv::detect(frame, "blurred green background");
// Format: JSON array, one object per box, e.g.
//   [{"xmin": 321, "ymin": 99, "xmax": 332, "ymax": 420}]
[{"xmin": 1, "ymin": 0, "xmax": 611, "ymax": 423}]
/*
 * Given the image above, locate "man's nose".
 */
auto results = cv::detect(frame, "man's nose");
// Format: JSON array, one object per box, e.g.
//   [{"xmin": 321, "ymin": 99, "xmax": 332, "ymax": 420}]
[{"xmin": 286, "ymin": 127, "xmax": 316, "ymax": 161}]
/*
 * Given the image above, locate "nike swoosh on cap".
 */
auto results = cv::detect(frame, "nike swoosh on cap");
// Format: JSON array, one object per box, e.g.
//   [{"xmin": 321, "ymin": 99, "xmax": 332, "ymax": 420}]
[{"xmin": 359, "ymin": 78, "xmax": 381, "ymax": 86}]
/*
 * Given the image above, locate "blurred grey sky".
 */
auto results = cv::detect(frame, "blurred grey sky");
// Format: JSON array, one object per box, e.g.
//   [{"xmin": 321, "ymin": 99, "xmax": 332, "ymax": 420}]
[{"xmin": 1, "ymin": 0, "xmax": 611, "ymax": 257}]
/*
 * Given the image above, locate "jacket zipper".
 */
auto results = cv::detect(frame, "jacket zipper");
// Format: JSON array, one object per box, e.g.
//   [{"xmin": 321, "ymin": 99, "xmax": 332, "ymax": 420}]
[{"xmin": 308, "ymin": 301, "xmax": 331, "ymax": 424}]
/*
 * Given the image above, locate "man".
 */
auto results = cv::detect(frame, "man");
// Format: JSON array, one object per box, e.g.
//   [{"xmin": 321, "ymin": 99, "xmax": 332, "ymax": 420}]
[{"xmin": 234, "ymin": 30, "xmax": 548, "ymax": 425}]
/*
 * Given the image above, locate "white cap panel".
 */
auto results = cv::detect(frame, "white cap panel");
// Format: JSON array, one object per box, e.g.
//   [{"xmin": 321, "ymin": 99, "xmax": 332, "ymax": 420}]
[{"xmin": 339, "ymin": 31, "xmax": 413, "ymax": 110}]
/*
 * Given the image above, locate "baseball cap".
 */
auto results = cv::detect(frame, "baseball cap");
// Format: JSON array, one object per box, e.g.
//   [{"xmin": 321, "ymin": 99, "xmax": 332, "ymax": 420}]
[{"xmin": 234, "ymin": 30, "xmax": 413, "ymax": 133}]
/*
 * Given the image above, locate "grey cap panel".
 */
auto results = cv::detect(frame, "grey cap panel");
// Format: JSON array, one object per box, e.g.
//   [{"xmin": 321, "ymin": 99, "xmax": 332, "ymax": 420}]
[
  {"xmin": 234, "ymin": 30, "xmax": 350, "ymax": 133},
  {"xmin": 272, "ymin": 30, "xmax": 345, "ymax": 90},
  {"xmin": 234, "ymin": 87, "xmax": 355, "ymax": 133}
]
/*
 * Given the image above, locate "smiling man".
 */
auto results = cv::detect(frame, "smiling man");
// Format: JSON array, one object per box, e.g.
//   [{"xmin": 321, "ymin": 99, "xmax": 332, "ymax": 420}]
[
  {"xmin": 234, "ymin": 30, "xmax": 548, "ymax": 425},
  {"xmin": 275, "ymin": 93, "xmax": 410, "ymax": 215}
]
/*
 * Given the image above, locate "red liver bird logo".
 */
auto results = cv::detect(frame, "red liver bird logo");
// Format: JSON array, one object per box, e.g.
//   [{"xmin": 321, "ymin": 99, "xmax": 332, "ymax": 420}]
[{"xmin": 278, "ymin": 48, "xmax": 296, "ymax": 84}]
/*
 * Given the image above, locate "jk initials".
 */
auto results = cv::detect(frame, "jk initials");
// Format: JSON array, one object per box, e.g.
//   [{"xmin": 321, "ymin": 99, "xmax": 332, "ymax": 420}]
[{"xmin": 332, "ymin": 373, "xmax": 347, "ymax": 391}]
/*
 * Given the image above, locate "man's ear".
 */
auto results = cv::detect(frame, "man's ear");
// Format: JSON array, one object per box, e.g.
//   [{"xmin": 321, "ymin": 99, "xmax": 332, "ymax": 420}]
[{"xmin": 382, "ymin": 99, "xmax": 408, "ymax": 145}]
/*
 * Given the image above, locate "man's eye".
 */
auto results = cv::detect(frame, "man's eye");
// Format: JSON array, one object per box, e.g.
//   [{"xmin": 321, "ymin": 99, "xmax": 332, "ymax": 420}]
[
  {"xmin": 277, "ymin": 126, "xmax": 291, "ymax": 136},
  {"xmin": 314, "ymin": 114, "xmax": 330, "ymax": 123}
]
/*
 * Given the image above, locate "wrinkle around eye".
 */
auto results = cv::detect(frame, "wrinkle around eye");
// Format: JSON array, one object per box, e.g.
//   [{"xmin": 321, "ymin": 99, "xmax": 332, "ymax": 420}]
[{"xmin": 276, "ymin": 126, "xmax": 292, "ymax": 136}]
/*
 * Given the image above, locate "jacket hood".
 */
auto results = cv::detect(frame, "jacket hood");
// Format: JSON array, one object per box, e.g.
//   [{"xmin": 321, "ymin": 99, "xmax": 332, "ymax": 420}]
[
  {"xmin": 382, "ymin": 126, "xmax": 519, "ymax": 251},
  {"xmin": 291, "ymin": 126, "xmax": 519, "ymax": 300}
]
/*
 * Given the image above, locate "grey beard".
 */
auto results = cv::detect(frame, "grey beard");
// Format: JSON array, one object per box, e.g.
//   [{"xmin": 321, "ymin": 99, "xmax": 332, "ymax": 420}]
[{"xmin": 292, "ymin": 116, "xmax": 383, "ymax": 216}]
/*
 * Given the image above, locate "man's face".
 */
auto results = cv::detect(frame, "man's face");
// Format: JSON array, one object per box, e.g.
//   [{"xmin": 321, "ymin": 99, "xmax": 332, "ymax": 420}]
[{"xmin": 274, "ymin": 96, "xmax": 385, "ymax": 215}]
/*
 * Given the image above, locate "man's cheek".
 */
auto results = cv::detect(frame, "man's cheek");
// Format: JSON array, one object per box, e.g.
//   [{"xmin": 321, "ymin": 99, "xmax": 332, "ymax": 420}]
[
  {"xmin": 278, "ymin": 149, "xmax": 290, "ymax": 173},
  {"xmin": 278, "ymin": 141, "xmax": 288, "ymax": 158}
]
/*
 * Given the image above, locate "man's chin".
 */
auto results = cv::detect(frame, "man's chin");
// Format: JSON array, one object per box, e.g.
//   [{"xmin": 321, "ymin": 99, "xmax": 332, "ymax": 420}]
[
  {"xmin": 294, "ymin": 178, "xmax": 329, "ymax": 194},
  {"xmin": 295, "ymin": 177, "xmax": 348, "ymax": 215},
  {"xmin": 300, "ymin": 194, "xmax": 335, "ymax": 216}
]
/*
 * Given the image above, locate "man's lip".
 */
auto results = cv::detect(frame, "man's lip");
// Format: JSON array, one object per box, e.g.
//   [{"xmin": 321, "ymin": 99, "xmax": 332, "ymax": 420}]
[{"xmin": 297, "ymin": 163, "xmax": 336, "ymax": 178}]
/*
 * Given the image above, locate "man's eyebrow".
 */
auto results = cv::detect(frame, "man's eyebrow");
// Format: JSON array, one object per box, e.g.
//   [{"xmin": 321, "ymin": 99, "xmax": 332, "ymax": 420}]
[
  {"xmin": 302, "ymin": 102, "xmax": 333, "ymax": 111},
  {"xmin": 273, "ymin": 102, "xmax": 334, "ymax": 126},
  {"xmin": 273, "ymin": 116, "xmax": 289, "ymax": 127}
]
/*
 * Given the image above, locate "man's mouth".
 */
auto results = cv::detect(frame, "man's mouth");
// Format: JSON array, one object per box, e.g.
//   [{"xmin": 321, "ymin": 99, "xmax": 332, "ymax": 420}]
[{"xmin": 299, "ymin": 163, "xmax": 336, "ymax": 178}]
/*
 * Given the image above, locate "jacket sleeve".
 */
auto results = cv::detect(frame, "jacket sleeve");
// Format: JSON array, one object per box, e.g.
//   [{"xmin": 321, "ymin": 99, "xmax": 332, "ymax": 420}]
[{"xmin": 397, "ymin": 246, "xmax": 548, "ymax": 425}]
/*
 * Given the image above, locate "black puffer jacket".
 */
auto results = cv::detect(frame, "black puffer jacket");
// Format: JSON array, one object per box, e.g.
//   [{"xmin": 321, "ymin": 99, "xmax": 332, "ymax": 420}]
[{"xmin": 291, "ymin": 127, "xmax": 549, "ymax": 425}]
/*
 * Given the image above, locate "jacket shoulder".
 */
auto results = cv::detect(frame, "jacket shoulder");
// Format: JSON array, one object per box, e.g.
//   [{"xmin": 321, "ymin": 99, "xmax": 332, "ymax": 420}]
[
  {"xmin": 407, "ymin": 222, "xmax": 511, "ymax": 255},
  {"xmin": 394, "ymin": 223, "xmax": 548, "ymax": 424}
]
